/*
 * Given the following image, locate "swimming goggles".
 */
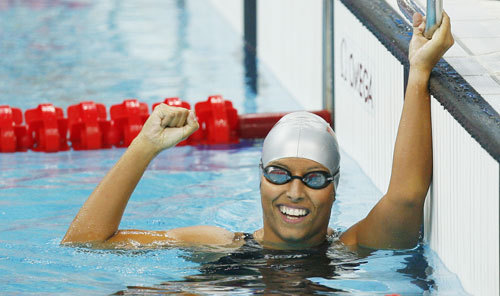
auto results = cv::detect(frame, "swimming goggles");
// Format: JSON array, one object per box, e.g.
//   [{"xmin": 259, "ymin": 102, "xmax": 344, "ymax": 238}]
[{"xmin": 260, "ymin": 164, "xmax": 337, "ymax": 189}]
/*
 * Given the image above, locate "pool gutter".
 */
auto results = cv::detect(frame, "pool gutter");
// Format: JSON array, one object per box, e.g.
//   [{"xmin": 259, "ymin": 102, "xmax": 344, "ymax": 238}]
[{"xmin": 339, "ymin": 0, "xmax": 500, "ymax": 163}]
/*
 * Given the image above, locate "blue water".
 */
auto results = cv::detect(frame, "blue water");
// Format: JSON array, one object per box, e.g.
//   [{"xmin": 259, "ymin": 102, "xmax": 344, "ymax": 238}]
[
  {"xmin": 0, "ymin": 0, "xmax": 299, "ymax": 113},
  {"xmin": 0, "ymin": 0, "xmax": 467, "ymax": 295},
  {"xmin": 0, "ymin": 145, "xmax": 466, "ymax": 295}
]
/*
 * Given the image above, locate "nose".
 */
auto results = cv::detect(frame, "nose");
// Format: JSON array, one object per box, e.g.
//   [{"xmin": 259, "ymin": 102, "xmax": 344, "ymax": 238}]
[{"xmin": 287, "ymin": 178, "xmax": 306, "ymax": 202}]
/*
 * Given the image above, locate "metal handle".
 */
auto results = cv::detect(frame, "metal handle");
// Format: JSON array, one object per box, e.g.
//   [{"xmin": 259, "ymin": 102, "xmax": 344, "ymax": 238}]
[
  {"xmin": 424, "ymin": 0, "xmax": 443, "ymax": 38},
  {"xmin": 397, "ymin": 0, "xmax": 443, "ymax": 39},
  {"xmin": 397, "ymin": 0, "xmax": 425, "ymax": 22}
]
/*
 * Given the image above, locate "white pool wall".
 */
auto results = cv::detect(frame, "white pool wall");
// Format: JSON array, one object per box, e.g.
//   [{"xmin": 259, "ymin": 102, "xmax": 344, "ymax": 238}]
[
  {"xmin": 426, "ymin": 97, "xmax": 499, "ymax": 296},
  {"xmin": 334, "ymin": 1, "xmax": 499, "ymax": 295},
  {"xmin": 333, "ymin": 2, "xmax": 404, "ymax": 194}
]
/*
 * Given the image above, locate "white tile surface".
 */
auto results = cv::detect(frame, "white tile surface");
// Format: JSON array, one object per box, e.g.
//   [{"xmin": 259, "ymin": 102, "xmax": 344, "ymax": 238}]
[
  {"xmin": 452, "ymin": 20, "xmax": 500, "ymax": 38},
  {"xmin": 462, "ymin": 75, "xmax": 500, "ymax": 95},
  {"xmin": 482, "ymin": 94, "xmax": 500, "ymax": 115},
  {"xmin": 442, "ymin": 0, "xmax": 500, "ymax": 109},
  {"xmin": 494, "ymin": 75, "xmax": 500, "ymax": 87},
  {"xmin": 444, "ymin": 42, "xmax": 470, "ymax": 57},
  {"xmin": 446, "ymin": 2, "xmax": 499, "ymax": 21},
  {"xmin": 477, "ymin": 53, "xmax": 500, "ymax": 75},
  {"xmin": 480, "ymin": 1, "xmax": 500, "ymax": 16},
  {"xmin": 460, "ymin": 38, "xmax": 500, "ymax": 56},
  {"xmin": 445, "ymin": 57, "xmax": 489, "ymax": 76}
]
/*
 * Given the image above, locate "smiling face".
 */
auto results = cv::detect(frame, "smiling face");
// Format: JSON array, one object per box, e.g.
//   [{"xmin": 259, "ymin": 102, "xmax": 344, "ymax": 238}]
[{"xmin": 259, "ymin": 157, "xmax": 335, "ymax": 249}]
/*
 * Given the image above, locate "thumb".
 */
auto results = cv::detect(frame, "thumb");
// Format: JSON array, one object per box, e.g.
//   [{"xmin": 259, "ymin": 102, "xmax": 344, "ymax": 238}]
[{"xmin": 412, "ymin": 12, "xmax": 425, "ymax": 35}]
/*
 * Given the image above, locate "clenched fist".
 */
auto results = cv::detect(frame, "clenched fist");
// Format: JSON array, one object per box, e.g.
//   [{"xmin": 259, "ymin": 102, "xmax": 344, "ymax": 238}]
[{"xmin": 134, "ymin": 104, "xmax": 199, "ymax": 154}]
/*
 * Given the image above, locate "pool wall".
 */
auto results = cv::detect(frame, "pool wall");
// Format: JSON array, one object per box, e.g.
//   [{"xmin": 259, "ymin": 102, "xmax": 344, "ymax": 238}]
[
  {"xmin": 211, "ymin": 0, "xmax": 325, "ymax": 111},
  {"xmin": 211, "ymin": 0, "xmax": 500, "ymax": 295},
  {"xmin": 257, "ymin": 1, "xmax": 324, "ymax": 111},
  {"xmin": 209, "ymin": 0, "xmax": 243, "ymax": 35},
  {"xmin": 333, "ymin": 1, "xmax": 499, "ymax": 295}
]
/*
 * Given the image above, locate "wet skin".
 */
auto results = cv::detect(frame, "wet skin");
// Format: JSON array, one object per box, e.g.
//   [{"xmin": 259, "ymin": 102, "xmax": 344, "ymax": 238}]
[{"xmin": 255, "ymin": 157, "xmax": 335, "ymax": 250}]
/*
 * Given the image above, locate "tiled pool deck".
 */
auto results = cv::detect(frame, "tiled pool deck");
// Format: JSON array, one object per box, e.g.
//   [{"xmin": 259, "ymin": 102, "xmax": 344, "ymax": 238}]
[{"xmin": 442, "ymin": 0, "xmax": 500, "ymax": 113}]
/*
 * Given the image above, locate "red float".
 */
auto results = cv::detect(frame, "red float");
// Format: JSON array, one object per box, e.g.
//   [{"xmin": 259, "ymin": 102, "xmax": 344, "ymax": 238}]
[
  {"xmin": 152, "ymin": 97, "xmax": 191, "ymax": 111},
  {"xmin": 2, "ymin": 96, "xmax": 334, "ymax": 152},
  {"xmin": 192, "ymin": 95, "xmax": 239, "ymax": 145},
  {"xmin": 25, "ymin": 104, "xmax": 69, "ymax": 152},
  {"xmin": 109, "ymin": 99, "xmax": 149, "ymax": 147},
  {"xmin": 238, "ymin": 110, "xmax": 332, "ymax": 139},
  {"xmin": 67, "ymin": 101, "xmax": 113, "ymax": 150},
  {"xmin": 0, "ymin": 106, "xmax": 31, "ymax": 152}
]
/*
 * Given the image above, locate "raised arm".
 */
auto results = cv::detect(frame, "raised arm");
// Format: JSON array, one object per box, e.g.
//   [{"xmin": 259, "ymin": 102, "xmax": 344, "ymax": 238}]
[
  {"xmin": 61, "ymin": 104, "xmax": 199, "ymax": 244},
  {"xmin": 340, "ymin": 12, "xmax": 454, "ymax": 249}
]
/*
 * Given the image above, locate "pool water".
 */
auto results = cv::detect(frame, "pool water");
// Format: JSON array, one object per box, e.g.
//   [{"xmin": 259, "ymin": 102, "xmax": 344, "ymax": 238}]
[
  {"xmin": 1, "ymin": 145, "xmax": 465, "ymax": 295},
  {"xmin": 0, "ymin": 0, "xmax": 467, "ymax": 295},
  {"xmin": 0, "ymin": 0, "xmax": 300, "ymax": 113}
]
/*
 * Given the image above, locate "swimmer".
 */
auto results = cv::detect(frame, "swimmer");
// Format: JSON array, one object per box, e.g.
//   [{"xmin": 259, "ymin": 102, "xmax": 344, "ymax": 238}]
[{"xmin": 62, "ymin": 12, "xmax": 454, "ymax": 250}]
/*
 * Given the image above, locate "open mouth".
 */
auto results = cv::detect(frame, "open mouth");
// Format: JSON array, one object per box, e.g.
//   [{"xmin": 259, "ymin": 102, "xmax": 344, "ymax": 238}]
[{"xmin": 278, "ymin": 205, "xmax": 310, "ymax": 223}]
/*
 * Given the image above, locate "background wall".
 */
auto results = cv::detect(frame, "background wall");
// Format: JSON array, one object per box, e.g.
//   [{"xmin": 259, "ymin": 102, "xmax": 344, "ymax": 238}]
[
  {"xmin": 257, "ymin": 0, "xmax": 324, "ymax": 110},
  {"xmin": 207, "ymin": 0, "xmax": 325, "ymax": 111},
  {"xmin": 208, "ymin": 0, "xmax": 244, "ymax": 35}
]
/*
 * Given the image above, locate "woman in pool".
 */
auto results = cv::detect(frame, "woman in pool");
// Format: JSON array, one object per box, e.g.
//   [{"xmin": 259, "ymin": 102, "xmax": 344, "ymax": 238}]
[{"xmin": 62, "ymin": 12, "xmax": 454, "ymax": 250}]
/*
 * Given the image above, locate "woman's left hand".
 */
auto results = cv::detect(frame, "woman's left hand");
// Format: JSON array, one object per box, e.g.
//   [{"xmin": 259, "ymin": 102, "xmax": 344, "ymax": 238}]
[{"xmin": 409, "ymin": 11, "xmax": 454, "ymax": 75}]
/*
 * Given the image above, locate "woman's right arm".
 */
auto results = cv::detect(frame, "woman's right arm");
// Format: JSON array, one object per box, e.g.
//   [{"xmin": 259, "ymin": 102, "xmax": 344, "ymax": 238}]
[{"xmin": 61, "ymin": 104, "xmax": 199, "ymax": 244}]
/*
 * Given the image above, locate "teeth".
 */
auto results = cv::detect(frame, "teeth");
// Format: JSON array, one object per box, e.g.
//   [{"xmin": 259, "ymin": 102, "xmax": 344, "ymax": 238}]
[{"xmin": 279, "ymin": 205, "xmax": 308, "ymax": 217}]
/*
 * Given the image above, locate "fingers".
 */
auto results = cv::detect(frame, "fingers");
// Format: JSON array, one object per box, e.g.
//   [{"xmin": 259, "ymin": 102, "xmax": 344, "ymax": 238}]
[
  {"xmin": 137, "ymin": 103, "xmax": 199, "ymax": 151},
  {"xmin": 440, "ymin": 11, "xmax": 451, "ymax": 34},
  {"xmin": 408, "ymin": 10, "xmax": 454, "ymax": 73},
  {"xmin": 182, "ymin": 110, "xmax": 200, "ymax": 139},
  {"xmin": 412, "ymin": 12, "xmax": 423, "ymax": 28},
  {"xmin": 428, "ymin": 11, "xmax": 454, "ymax": 52},
  {"xmin": 412, "ymin": 12, "xmax": 425, "ymax": 36},
  {"xmin": 187, "ymin": 110, "xmax": 199, "ymax": 130},
  {"xmin": 176, "ymin": 110, "xmax": 189, "ymax": 128},
  {"xmin": 435, "ymin": 12, "xmax": 454, "ymax": 46},
  {"xmin": 154, "ymin": 103, "xmax": 191, "ymax": 128}
]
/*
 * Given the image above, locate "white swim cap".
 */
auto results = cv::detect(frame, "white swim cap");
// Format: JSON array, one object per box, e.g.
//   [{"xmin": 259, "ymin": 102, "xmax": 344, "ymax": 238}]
[{"xmin": 261, "ymin": 111, "xmax": 340, "ymax": 190}]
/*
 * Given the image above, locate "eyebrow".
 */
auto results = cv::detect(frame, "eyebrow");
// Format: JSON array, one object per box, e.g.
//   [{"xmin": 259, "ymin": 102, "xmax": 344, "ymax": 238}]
[
  {"xmin": 306, "ymin": 166, "xmax": 327, "ymax": 171},
  {"xmin": 268, "ymin": 161, "xmax": 290, "ymax": 170}
]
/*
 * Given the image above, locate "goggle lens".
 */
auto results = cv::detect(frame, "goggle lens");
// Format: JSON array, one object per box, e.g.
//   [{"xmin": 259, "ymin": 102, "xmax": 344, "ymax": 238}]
[
  {"xmin": 262, "ymin": 166, "xmax": 333, "ymax": 189},
  {"xmin": 265, "ymin": 166, "xmax": 290, "ymax": 184},
  {"xmin": 302, "ymin": 172, "xmax": 327, "ymax": 188}
]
